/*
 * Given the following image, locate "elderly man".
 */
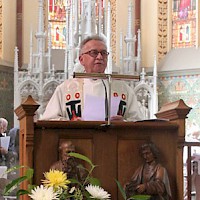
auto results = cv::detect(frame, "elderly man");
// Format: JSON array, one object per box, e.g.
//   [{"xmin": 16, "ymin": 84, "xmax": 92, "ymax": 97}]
[
  {"xmin": 0, "ymin": 118, "xmax": 8, "ymax": 156},
  {"xmin": 42, "ymin": 35, "xmax": 143, "ymax": 121}
]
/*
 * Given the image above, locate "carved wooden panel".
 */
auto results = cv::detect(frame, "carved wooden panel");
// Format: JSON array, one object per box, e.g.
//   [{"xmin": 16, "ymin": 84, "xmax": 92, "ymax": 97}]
[
  {"xmin": 110, "ymin": 0, "xmax": 116, "ymax": 63},
  {"xmin": 158, "ymin": 0, "xmax": 168, "ymax": 61}
]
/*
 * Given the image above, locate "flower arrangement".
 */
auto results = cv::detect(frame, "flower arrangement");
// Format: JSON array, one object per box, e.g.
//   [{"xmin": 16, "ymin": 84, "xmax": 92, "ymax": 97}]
[
  {"xmin": 3, "ymin": 152, "xmax": 150, "ymax": 200},
  {"xmin": 3, "ymin": 152, "xmax": 111, "ymax": 200}
]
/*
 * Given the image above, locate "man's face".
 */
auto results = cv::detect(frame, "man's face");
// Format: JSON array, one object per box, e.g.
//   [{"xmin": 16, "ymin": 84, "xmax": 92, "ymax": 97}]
[
  {"xmin": 142, "ymin": 147, "xmax": 155, "ymax": 164},
  {"xmin": 0, "ymin": 125, "xmax": 7, "ymax": 133},
  {"xmin": 79, "ymin": 40, "xmax": 108, "ymax": 73},
  {"xmin": 60, "ymin": 142, "xmax": 75, "ymax": 161}
]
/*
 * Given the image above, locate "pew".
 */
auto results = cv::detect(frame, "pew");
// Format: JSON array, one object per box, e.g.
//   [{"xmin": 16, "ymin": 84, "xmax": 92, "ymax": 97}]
[{"xmin": 15, "ymin": 96, "xmax": 191, "ymax": 200}]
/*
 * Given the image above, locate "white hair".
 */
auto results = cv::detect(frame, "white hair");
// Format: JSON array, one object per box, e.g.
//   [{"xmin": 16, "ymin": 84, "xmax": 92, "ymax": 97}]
[{"xmin": 0, "ymin": 118, "xmax": 8, "ymax": 133}]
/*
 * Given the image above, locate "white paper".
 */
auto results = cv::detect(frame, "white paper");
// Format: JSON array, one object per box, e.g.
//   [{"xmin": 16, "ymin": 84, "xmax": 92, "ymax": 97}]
[
  {"xmin": 110, "ymin": 96, "xmax": 121, "ymax": 117},
  {"xmin": 0, "ymin": 136, "xmax": 10, "ymax": 151},
  {"xmin": 82, "ymin": 95, "xmax": 120, "ymax": 121},
  {"xmin": 0, "ymin": 166, "xmax": 7, "ymax": 179}
]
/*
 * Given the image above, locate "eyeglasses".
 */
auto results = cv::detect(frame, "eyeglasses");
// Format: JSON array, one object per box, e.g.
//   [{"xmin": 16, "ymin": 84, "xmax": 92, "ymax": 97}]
[{"xmin": 82, "ymin": 50, "xmax": 109, "ymax": 58}]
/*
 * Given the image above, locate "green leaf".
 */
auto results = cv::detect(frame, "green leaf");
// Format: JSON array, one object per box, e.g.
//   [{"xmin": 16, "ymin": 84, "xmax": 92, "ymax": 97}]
[
  {"xmin": 82, "ymin": 190, "xmax": 90, "ymax": 199},
  {"xmin": 25, "ymin": 168, "xmax": 34, "ymax": 181},
  {"xmin": 115, "ymin": 179, "xmax": 126, "ymax": 200},
  {"xmin": 69, "ymin": 178, "xmax": 82, "ymax": 186},
  {"xmin": 3, "ymin": 166, "xmax": 34, "ymax": 196},
  {"xmin": 88, "ymin": 177, "xmax": 101, "ymax": 186},
  {"xmin": 68, "ymin": 152, "xmax": 94, "ymax": 167},
  {"xmin": 16, "ymin": 189, "xmax": 30, "ymax": 197},
  {"xmin": 130, "ymin": 195, "xmax": 151, "ymax": 200},
  {"xmin": 3, "ymin": 176, "xmax": 28, "ymax": 195},
  {"xmin": 5, "ymin": 165, "xmax": 27, "ymax": 174},
  {"xmin": 77, "ymin": 164, "xmax": 90, "ymax": 173},
  {"xmin": 27, "ymin": 184, "xmax": 37, "ymax": 192}
]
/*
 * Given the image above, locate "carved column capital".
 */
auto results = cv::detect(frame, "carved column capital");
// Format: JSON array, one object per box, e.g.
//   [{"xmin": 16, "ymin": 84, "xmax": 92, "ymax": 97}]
[
  {"xmin": 155, "ymin": 99, "xmax": 191, "ymax": 120},
  {"xmin": 15, "ymin": 95, "xmax": 40, "ymax": 120}
]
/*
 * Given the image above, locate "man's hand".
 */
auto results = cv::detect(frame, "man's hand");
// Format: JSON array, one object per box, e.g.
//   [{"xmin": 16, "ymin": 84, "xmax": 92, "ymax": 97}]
[
  {"xmin": 110, "ymin": 115, "xmax": 124, "ymax": 121},
  {"xmin": 72, "ymin": 117, "xmax": 82, "ymax": 121},
  {"xmin": 0, "ymin": 146, "xmax": 8, "ymax": 155},
  {"xmin": 136, "ymin": 184, "xmax": 146, "ymax": 193}
]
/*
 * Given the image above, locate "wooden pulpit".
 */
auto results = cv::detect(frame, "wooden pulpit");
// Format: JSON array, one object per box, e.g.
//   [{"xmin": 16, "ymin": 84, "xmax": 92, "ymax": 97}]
[{"xmin": 15, "ymin": 96, "xmax": 191, "ymax": 200}]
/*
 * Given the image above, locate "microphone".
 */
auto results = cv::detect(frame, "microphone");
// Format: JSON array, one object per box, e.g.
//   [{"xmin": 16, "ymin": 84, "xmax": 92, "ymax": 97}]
[{"xmin": 101, "ymin": 80, "xmax": 108, "ymax": 121}]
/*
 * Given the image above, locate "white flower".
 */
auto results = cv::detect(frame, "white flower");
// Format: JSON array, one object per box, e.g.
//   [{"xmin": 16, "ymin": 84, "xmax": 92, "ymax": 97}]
[
  {"xmin": 69, "ymin": 186, "xmax": 76, "ymax": 194},
  {"xmin": 28, "ymin": 185, "xmax": 59, "ymax": 200},
  {"xmin": 85, "ymin": 184, "xmax": 111, "ymax": 199}
]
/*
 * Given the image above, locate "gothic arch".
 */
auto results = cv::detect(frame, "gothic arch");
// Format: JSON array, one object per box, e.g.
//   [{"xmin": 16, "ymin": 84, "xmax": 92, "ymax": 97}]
[
  {"xmin": 134, "ymin": 83, "xmax": 155, "ymax": 119},
  {"xmin": 43, "ymin": 80, "xmax": 60, "ymax": 101},
  {"xmin": 18, "ymin": 80, "xmax": 39, "ymax": 100}
]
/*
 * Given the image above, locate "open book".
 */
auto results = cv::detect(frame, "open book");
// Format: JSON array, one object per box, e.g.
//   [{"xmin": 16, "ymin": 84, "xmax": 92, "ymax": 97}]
[{"xmin": 0, "ymin": 136, "xmax": 10, "ymax": 151}]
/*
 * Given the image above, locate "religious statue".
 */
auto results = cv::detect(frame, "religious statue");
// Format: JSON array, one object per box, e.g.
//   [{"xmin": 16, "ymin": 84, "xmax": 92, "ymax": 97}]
[
  {"xmin": 192, "ymin": 160, "xmax": 200, "ymax": 200},
  {"xmin": 138, "ymin": 99, "xmax": 149, "ymax": 120},
  {"xmin": 50, "ymin": 141, "xmax": 87, "ymax": 184},
  {"xmin": 125, "ymin": 142, "xmax": 172, "ymax": 200}
]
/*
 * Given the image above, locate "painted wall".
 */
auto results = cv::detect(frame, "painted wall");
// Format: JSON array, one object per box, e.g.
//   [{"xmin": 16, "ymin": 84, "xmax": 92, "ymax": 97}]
[
  {"xmin": 141, "ymin": 0, "xmax": 158, "ymax": 68},
  {"xmin": 158, "ymin": 69, "xmax": 200, "ymax": 141},
  {"xmin": 159, "ymin": 47, "xmax": 200, "ymax": 71},
  {"xmin": 23, "ymin": 0, "xmax": 38, "ymax": 65},
  {"xmin": 0, "ymin": 65, "xmax": 14, "ymax": 129},
  {"xmin": 115, "ymin": 0, "xmax": 129, "ymax": 66},
  {"xmin": 2, "ymin": 0, "xmax": 16, "ymax": 64}
]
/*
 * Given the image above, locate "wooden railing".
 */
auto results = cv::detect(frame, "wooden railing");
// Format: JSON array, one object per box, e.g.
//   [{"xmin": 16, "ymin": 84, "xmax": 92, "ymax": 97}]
[{"xmin": 183, "ymin": 142, "xmax": 200, "ymax": 200}]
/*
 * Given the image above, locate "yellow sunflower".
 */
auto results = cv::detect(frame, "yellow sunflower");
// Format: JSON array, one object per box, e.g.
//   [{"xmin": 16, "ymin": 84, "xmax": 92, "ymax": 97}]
[{"xmin": 42, "ymin": 170, "xmax": 70, "ymax": 190}]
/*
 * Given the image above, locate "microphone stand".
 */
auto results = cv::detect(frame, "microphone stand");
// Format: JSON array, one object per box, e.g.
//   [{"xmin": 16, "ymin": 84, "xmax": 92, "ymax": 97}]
[
  {"xmin": 107, "ymin": 74, "xmax": 111, "ymax": 126},
  {"xmin": 101, "ymin": 80, "xmax": 109, "ymax": 122},
  {"xmin": 73, "ymin": 72, "xmax": 139, "ymax": 126}
]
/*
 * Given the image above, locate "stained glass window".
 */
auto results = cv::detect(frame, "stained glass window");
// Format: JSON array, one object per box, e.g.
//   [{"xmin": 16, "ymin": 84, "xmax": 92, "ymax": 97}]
[
  {"xmin": 48, "ymin": 0, "xmax": 105, "ymax": 49},
  {"xmin": 172, "ymin": 0, "xmax": 197, "ymax": 48},
  {"xmin": 48, "ymin": 0, "xmax": 67, "ymax": 49}
]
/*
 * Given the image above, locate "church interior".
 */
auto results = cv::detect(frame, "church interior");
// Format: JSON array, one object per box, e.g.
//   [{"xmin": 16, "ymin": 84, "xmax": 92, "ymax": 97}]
[{"xmin": 0, "ymin": 0, "xmax": 200, "ymax": 199}]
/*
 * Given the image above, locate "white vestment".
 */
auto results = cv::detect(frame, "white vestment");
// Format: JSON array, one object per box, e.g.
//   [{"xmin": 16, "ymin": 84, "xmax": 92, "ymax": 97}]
[{"xmin": 41, "ymin": 78, "xmax": 144, "ymax": 121}]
